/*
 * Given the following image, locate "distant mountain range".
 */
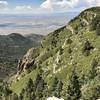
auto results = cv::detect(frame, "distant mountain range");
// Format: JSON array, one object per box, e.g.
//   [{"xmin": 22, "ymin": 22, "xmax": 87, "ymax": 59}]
[
  {"xmin": 25, "ymin": 33, "xmax": 44, "ymax": 44},
  {"xmin": 0, "ymin": 33, "xmax": 43, "ymax": 80}
]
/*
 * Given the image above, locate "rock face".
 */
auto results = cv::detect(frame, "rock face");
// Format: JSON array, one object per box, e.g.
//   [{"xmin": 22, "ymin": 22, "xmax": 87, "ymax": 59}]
[{"xmin": 17, "ymin": 48, "xmax": 35, "ymax": 75}]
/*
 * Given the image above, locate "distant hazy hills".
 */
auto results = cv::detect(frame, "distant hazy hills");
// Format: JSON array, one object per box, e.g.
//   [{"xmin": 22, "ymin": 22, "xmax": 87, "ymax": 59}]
[
  {"xmin": 0, "ymin": 33, "xmax": 43, "ymax": 80},
  {"xmin": 25, "ymin": 33, "xmax": 44, "ymax": 45}
]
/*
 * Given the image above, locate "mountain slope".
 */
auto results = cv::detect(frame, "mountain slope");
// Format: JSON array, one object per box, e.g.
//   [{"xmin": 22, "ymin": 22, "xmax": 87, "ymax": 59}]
[
  {"xmin": 26, "ymin": 33, "xmax": 44, "ymax": 44},
  {"xmin": 11, "ymin": 7, "xmax": 100, "ymax": 99},
  {"xmin": 0, "ymin": 33, "xmax": 43, "ymax": 80}
]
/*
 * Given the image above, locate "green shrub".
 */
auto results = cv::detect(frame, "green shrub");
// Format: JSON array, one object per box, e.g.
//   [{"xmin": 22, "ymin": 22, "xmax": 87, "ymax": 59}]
[
  {"xmin": 67, "ymin": 38, "xmax": 73, "ymax": 44},
  {"xmin": 82, "ymin": 40, "xmax": 93, "ymax": 56},
  {"xmin": 91, "ymin": 15, "xmax": 100, "ymax": 35},
  {"xmin": 96, "ymin": 23, "xmax": 100, "ymax": 35},
  {"xmin": 67, "ymin": 48, "xmax": 72, "ymax": 54},
  {"xmin": 82, "ymin": 85, "xmax": 100, "ymax": 100}
]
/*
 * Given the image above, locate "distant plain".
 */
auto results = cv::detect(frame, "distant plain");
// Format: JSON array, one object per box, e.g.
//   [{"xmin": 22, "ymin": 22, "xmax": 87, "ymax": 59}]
[{"xmin": 0, "ymin": 12, "xmax": 77, "ymax": 35}]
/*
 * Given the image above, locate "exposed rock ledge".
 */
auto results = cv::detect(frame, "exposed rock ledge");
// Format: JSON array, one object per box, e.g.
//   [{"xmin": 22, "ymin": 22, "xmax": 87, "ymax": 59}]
[{"xmin": 16, "ymin": 48, "xmax": 35, "ymax": 76}]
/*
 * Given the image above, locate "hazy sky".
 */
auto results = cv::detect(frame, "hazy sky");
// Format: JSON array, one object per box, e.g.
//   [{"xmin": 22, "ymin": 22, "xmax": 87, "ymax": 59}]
[
  {"xmin": 0, "ymin": 0, "xmax": 99, "ymax": 14},
  {"xmin": 0, "ymin": 13, "xmax": 77, "ymax": 35},
  {"xmin": 0, "ymin": 0, "xmax": 99, "ymax": 35}
]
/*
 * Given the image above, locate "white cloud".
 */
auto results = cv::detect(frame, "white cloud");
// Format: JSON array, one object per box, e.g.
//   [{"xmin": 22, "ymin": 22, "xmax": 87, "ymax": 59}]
[
  {"xmin": 40, "ymin": 0, "xmax": 78, "ymax": 11},
  {"xmin": 96, "ymin": 0, "xmax": 100, "ymax": 6},
  {"xmin": 15, "ymin": 6, "xmax": 33, "ymax": 11},
  {"xmin": 0, "ymin": 1, "xmax": 8, "ymax": 9},
  {"xmin": 40, "ymin": 0, "xmax": 100, "ymax": 13},
  {"xmin": 40, "ymin": 0, "xmax": 53, "ymax": 10},
  {"xmin": 40, "ymin": 0, "xmax": 81, "ymax": 12},
  {"xmin": 0, "ymin": 0, "xmax": 99, "ymax": 14},
  {"xmin": 0, "ymin": 5, "xmax": 34, "ymax": 14},
  {"xmin": 54, "ymin": 0, "xmax": 78, "ymax": 10}
]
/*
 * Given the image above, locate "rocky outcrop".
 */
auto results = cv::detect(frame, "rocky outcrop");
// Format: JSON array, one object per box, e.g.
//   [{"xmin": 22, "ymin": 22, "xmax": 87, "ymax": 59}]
[
  {"xmin": 17, "ymin": 59, "xmax": 34, "ymax": 74},
  {"xmin": 0, "ymin": 33, "xmax": 43, "ymax": 79},
  {"xmin": 16, "ymin": 48, "xmax": 35, "ymax": 75}
]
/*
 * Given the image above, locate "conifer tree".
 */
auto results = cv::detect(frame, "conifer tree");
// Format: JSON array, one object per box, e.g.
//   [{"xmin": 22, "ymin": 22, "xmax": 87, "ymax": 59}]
[
  {"xmin": 66, "ymin": 70, "xmax": 81, "ymax": 100},
  {"xmin": 50, "ymin": 77, "xmax": 59, "ymax": 96},
  {"xmin": 11, "ymin": 93, "xmax": 19, "ymax": 100},
  {"xmin": 96, "ymin": 23, "xmax": 100, "ymax": 35},
  {"xmin": 89, "ymin": 59, "xmax": 98, "ymax": 79},
  {"xmin": 82, "ymin": 40, "xmax": 93, "ymax": 56},
  {"xmin": 56, "ymin": 80, "xmax": 63, "ymax": 98},
  {"xmin": 50, "ymin": 77, "xmax": 63, "ymax": 97},
  {"xmin": 25, "ymin": 78, "xmax": 35, "ymax": 100},
  {"xmin": 19, "ymin": 89, "xmax": 25, "ymax": 100},
  {"xmin": 35, "ymin": 74, "xmax": 47, "ymax": 99}
]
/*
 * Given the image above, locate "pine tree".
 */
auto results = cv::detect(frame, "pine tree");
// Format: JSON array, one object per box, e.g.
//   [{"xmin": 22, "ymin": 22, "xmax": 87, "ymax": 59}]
[
  {"xmin": 25, "ymin": 78, "xmax": 35, "ymax": 100},
  {"xmin": 96, "ymin": 23, "xmax": 100, "ymax": 35},
  {"xmin": 66, "ymin": 70, "xmax": 81, "ymax": 100},
  {"xmin": 2, "ymin": 84, "xmax": 12, "ymax": 100},
  {"xmin": 91, "ymin": 15, "xmax": 100, "ymax": 31},
  {"xmin": 50, "ymin": 77, "xmax": 59, "ymax": 96},
  {"xmin": 19, "ymin": 89, "xmax": 25, "ymax": 100},
  {"xmin": 82, "ymin": 40, "xmax": 93, "ymax": 56},
  {"xmin": 89, "ymin": 59, "xmax": 98, "ymax": 79},
  {"xmin": 56, "ymin": 80, "xmax": 63, "ymax": 98},
  {"xmin": 27, "ymin": 78, "xmax": 34, "ymax": 92},
  {"xmin": 11, "ymin": 93, "xmax": 19, "ymax": 100},
  {"xmin": 34, "ymin": 74, "xmax": 42, "ymax": 90},
  {"xmin": 50, "ymin": 77, "xmax": 63, "ymax": 97},
  {"xmin": 3, "ymin": 85, "xmax": 12, "ymax": 97},
  {"xmin": 35, "ymin": 74, "xmax": 47, "ymax": 99}
]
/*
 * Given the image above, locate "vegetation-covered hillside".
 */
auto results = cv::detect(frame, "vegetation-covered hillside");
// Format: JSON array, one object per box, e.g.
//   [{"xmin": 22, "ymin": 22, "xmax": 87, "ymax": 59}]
[
  {"xmin": 0, "ymin": 7, "xmax": 100, "ymax": 100},
  {"xmin": 0, "ymin": 33, "xmax": 43, "ymax": 80}
]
